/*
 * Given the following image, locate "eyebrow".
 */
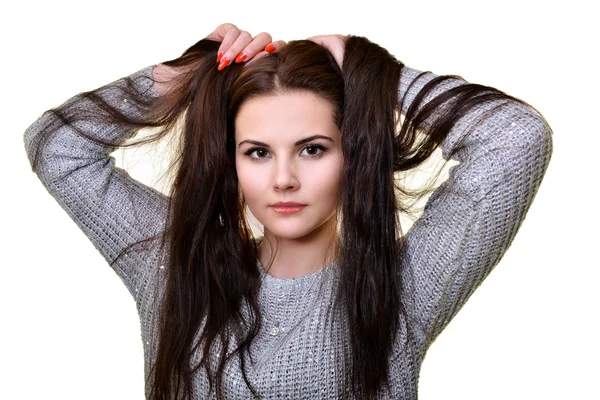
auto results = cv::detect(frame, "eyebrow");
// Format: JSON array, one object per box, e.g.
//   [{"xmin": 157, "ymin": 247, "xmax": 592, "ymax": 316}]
[{"xmin": 237, "ymin": 135, "xmax": 334, "ymax": 149}]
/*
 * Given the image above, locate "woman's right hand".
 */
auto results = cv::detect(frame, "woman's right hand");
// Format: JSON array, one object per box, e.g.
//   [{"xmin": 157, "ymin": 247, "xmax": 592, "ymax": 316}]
[
  {"xmin": 206, "ymin": 23, "xmax": 286, "ymax": 70},
  {"xmin": 153, "ymin": 23, "xmax": 286, "ymax": 95}
]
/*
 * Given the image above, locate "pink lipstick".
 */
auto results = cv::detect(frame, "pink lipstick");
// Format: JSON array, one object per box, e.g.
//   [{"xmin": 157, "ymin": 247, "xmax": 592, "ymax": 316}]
[{"xmin": 270, "ymin": 202, "xmax": 306, "ymax": 214}]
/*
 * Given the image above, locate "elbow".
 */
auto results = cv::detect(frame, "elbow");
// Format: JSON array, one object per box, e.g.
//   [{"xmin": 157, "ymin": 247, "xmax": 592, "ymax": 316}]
[
  {"xmin": 520, "ymin": 105, "xmax": 554, "ymax": 173},
  {"xmin": 535, "ymin": 112, "xmax": 553, "ymax": 168},
  {"xmin": 505, "ymin": 102, "xmax": 554, "ymax": 186},
  {"xmin": 23, "ymin": 109, "xmax": 65, "ymax": 180},
  {"xmin": 23, "ymin": 113, "xmax": 49, "ymax": 172}
]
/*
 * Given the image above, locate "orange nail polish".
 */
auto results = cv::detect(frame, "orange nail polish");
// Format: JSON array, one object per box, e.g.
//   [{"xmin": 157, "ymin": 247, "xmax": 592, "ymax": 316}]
[
  {"xmin": 217, "ymin": 52, "xmax": 224, "ymax": 63},
  {"xmin": 235, "ymin": 52, "xmax": 247, "ymax": 63},
  {"xmin": 265, "ymin": 44, "xmax": 276, "ymax": 53},
  {"xmin": 217, "ymin": 57, "xmax": 231, "ymax": 71}
]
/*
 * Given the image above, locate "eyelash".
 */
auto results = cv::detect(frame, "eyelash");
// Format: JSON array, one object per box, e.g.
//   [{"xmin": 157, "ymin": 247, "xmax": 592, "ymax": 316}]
[{"xmin": 244, "ymin": 144, "xmax": 328, "ymax": 162}]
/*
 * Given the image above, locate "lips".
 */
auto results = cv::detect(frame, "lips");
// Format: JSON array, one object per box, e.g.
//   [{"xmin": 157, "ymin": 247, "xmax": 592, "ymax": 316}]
[
  {"xmin": 271, "ymin": 202, "xmax": 306, "ymax": 207},
  {"xmin": 270, "ymin": 202, "xmax": 307, "ymax": 214}
]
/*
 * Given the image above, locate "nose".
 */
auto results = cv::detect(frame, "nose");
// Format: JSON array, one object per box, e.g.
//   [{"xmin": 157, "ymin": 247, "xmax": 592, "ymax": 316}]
[{"xmin": 273, "ymin": 157, "xmax": 300, "ymax": 191}]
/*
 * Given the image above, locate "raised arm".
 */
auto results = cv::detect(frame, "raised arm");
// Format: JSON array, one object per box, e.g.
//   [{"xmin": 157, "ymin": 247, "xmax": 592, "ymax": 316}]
[
  {"xmin": 22, "ymin": 23, "xmax": 284, "ymax": 307},
  {"xmin": 396, "ymin": 66, "xmax": 553, "ymax": 348},
  {"xmin": 23, "ymin": 66, "xmax": 169, "ymax": 305}
]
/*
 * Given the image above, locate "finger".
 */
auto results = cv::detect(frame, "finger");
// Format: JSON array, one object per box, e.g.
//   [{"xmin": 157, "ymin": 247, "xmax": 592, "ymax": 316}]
[
  {"xmin": 206, "ymin": 22, "xmax": 239, "ymax": 42},
  {"xmin": 245, "ymin": 51, "xmax": 270, "ymax": 66},
  {"xmin": 264, "ymin": 40, "xmax": 286, "ymax": 53},
  {"xmin": 306, "ymin": 35, "xmax": 345, "ymax": 70},
  {"xmin": 215, "ymin": 27, "xmax": 244, "ymax": 66},
  {"xmin": 217, "ymin": 30, "xmax": 253, "ymax": 69},
  {"xmin": 233, "ymin": 32, "xmax": 273, "ymax": 63},
  {"xmin": 206, "ymin": 22, "xmax": 238, "ymax": 42},
  {"xmin": 245, "ymin": 40, "xmax": 287, "ymax": 66},
  {"xmin": 306, "ymin": 35, "xmax": 325, "ymax": 45}
]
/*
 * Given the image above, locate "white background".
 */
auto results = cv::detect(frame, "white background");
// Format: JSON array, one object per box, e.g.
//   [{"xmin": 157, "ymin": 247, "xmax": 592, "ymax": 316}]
[{"xmin": 1, "ymin": 0, "xmax": 598, "ymax": 399}]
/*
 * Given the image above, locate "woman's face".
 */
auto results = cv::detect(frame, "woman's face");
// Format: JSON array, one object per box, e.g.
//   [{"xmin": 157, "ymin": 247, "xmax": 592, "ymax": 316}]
[{"xmin": 234, "ymin": 91, "xmax": 343, "ymax": 241}]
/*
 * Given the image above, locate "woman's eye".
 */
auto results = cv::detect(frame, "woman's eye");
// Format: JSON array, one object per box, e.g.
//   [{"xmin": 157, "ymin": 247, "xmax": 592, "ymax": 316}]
[
  {"xmin": 254, "ymin": 149, "xmax": 269, "ymax": 158},
  {"xmin": 245, "ymin": 148, "xmax": 271, "ymax": 161},
  {"xmin": 300, "ymin": 145, "xmax": 326, "ymax": 157}
]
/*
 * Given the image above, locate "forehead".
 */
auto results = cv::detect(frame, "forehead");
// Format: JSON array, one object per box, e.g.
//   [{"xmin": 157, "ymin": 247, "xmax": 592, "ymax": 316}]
[{"xmin": 234, "ymin": 92, "xmax": 339, "ymax": 142}]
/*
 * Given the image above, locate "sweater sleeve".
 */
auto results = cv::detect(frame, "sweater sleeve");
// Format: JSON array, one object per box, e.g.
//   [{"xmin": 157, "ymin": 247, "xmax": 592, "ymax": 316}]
[
  {"xmin": 23, "ymin": 65, "xmax": 169, "ymax": 305},
  {"xmin": 396, "ymin": 66, "xmax": 553, "ymax": 348}
]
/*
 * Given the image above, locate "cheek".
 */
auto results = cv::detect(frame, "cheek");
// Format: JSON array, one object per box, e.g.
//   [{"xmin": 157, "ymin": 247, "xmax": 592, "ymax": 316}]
[
  {"xmin": 236, "ymin": 162, "xmax": 263, "ymax": 205},
  {"xmin": 306, "ymin": 159, "xmax": 342, "ymax": 202}
]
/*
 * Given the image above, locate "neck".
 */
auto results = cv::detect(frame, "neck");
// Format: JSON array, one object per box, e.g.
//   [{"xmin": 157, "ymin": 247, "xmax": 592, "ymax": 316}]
[{"xmin": 258, "ymin": 217, "xmax": 339, "ymax": 279}]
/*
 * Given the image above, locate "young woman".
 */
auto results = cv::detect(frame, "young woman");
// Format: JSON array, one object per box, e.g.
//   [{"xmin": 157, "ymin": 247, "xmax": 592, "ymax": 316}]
[{"xmin": 23, "ymin": 23, "xmax": 553, "ymax": 399}]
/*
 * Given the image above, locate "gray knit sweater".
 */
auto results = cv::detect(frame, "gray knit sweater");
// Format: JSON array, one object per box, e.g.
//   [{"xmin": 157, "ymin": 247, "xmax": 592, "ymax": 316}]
[{"xmin": 23, "ymin": 63, "xmax": 553, "ymax": 399}]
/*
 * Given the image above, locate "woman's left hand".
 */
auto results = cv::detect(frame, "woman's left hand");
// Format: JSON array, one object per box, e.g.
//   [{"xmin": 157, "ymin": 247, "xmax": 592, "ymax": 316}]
[
  {"xmin": 206, "ymin": 23, "xmax": 286, "ymax": 70},
  {"xmin": 306, "ymin": 34, "xmax": 347, "ymax": 70}
]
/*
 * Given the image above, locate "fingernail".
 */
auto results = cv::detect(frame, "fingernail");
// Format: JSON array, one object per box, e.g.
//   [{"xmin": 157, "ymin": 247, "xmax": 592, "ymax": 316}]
[
  {"xmin": 235, "ymin": 52, "xmax": 247, "ymax": 63},
  {"xmin": 265, "ymin": 44, "xmax": 276, "ymax": 53},
  {"xmin": 216, "ymin": 52, "xmax": 224, "ymax": 63},
  {"xmin": 217, "ymin": 57, "xmax": 231, "ymax": 71}
]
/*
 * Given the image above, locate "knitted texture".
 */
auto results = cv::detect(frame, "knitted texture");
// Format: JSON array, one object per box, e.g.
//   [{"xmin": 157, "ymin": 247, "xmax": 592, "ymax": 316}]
[{"xmin": 23, "ymin": 64, "xmax": 553, "ymax": 399}]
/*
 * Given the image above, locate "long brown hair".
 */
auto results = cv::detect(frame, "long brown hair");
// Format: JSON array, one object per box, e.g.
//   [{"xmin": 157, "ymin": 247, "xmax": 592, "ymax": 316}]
[{"xmin": 27, "ymin": 35, "xmax": 543, "ymax": 399}]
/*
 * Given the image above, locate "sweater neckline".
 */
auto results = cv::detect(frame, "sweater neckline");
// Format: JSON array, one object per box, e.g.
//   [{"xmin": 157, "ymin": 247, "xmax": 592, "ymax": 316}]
[
  {"xmin": 254, "ymin": 236, "xmax": 338, "ymax": 287},
  {"xmin": 256, "ymin": 258, "xmax": 337, "ymax": 286}
]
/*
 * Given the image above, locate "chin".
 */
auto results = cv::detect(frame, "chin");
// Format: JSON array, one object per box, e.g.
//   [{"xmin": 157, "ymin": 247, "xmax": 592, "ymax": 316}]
[
  {"xmin": 261, "ymin": 214, "xmax": 337, "ymax": 242},
  {"xmin": 263, "ymin": 224, "xmax": 317, "ymax": 241}
]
